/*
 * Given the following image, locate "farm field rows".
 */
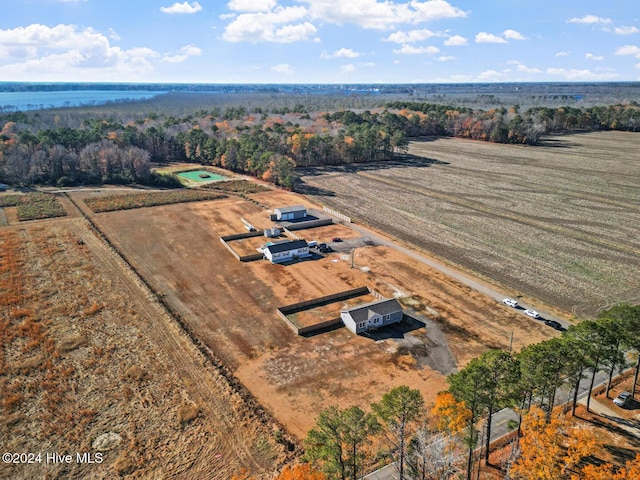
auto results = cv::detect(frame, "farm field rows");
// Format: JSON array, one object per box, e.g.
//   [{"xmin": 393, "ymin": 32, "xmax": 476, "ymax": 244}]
[
  {"xmin": 0, "ymin": 220, "xmax": 284, "ymax": 479},
  {"xmin": 78, "ymin": 189, "xmax": 557, "ymax": 438},
  {"xmin": 298, "ymin": 131, "xmax": 640, "ymax": 318}
]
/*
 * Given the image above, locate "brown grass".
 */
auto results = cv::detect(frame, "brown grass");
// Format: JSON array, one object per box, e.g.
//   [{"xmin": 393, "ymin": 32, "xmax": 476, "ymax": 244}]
[{"xmin": 299, "ymin": 131, "xmax": 640, "ymax": 318}]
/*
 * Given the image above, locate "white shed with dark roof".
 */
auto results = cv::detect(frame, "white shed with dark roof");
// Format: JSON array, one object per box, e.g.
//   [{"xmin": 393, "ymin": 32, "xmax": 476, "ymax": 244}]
[
  {"xmin": 341, "ymin": 298, "xmax": 403, "ymax": 334},
  {"xmin": 273, "ymin": 205, "xmax": 307, "ymax": 221},
  {"xmin": 264, "ymin": 239, "xmax": 310, "ymax": 263}
]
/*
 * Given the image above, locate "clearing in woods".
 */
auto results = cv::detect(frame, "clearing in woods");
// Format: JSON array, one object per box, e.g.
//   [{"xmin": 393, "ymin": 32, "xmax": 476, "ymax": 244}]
[
  {"xmin": 298, "ymin": 131, "xmax": 640, "ymax": 318},
  {"xmin": 76, "ymin": 187, "xmax": 557, "ymax": 438}
]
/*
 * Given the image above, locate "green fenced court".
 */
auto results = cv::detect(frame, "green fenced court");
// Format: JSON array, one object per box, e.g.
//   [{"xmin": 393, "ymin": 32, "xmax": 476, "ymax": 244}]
[{"xmin": 177, "ymin": 170, "xmax": 227, "ymax": 183}]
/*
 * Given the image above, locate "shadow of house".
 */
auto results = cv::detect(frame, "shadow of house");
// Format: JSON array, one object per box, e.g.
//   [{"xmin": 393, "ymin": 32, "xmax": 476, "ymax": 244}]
[{"xmin": 360, "ymin": 313, "xmax": 426, "ymax": 340}]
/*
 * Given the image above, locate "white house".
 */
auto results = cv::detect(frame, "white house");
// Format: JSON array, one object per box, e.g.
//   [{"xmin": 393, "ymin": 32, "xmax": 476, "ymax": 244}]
[
  {"xmin": 341, "ymin": 298, "xmax": 403, "ymax": 334},
  {"xmin": 263, "ymin": 239, "xmax": 310, "ymax": 264}
]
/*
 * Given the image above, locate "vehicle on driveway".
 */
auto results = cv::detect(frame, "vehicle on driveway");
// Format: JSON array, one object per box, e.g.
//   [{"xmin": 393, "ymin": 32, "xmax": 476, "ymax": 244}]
[
  {"xmin": 524, "ymin": 309, "xmax": 540, "ymax": 319},
  {"xmin": 544, "ymin": 320, "xmax": 565, "ymax": 331},
  {"xmin": 503, "ymin": 298, "xmax": 519, "ymax": 308},
  {"xmin": 613, "ymin": 391, "xmax": 632, "ymax": 407}
]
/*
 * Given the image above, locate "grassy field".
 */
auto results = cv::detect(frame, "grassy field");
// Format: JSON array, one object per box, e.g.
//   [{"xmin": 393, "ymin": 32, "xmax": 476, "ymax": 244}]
[
  {"xmin": 298, "ymin": 131, "xmax": 640, "ymax": 318},
  {"xmin": 0, "ymin": 222, "xmax": 286, "ymax": 479},
  {"xmin": 83, "ymin": 189, "xmax": 226, "ymax": 212}
]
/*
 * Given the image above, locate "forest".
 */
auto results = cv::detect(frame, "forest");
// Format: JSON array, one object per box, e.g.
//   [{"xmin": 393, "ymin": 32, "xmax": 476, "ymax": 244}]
[
  {"xmin": 237, "ymin": 304, "xmax": 640, "ymax": 480},
  {"xmin": 1, "ymin": 92, "xmax": 639, "ymax": 189}
]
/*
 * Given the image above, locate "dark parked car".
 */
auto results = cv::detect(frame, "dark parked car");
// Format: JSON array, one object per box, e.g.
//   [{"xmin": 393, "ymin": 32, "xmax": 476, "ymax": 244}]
[
  {"xmin": 332, "ymin": 237, "xmax": 342, "ymax": 242},
  {"xmin": 544, "ymin": 320, "xmax": 565, "ymax": 331}
]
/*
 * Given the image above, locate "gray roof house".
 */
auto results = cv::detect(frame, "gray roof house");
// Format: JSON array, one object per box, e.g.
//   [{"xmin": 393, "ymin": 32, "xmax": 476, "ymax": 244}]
[
  {"xmin": 341, "ymin": 298, "xmax": 403, "ymax": 334},
  {"xmin": 273, "ymin": 205, "xmax": 307, "ymax": 221},
  {"xmin": 264, "ymin": 239, "xmax": 310, "ymax": 264}
]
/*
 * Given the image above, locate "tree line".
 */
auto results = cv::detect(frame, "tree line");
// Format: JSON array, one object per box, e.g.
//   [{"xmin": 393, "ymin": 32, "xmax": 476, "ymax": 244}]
[{"xmin": 1, "ymin": 101, "xmax": 639, "ymax": 188}]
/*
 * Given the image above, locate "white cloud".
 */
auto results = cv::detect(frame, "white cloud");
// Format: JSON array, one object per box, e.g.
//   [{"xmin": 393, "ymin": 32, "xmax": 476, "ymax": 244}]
[
  {"xmin": 477, "ymin": 69, "xmax": 503, "ymax": 81},
  {"xmin": 320, "ymin": 48, "xmax": 361, "ymax": 59},
  {"xmin": 160, "ymin": 2, "xmax": 202, "ymax": 14},
  {"xmin": 384, "ymin": 29, "xmax": 437, "ymax": 43},
  {"xmin": 555, "ymin": 51, "xmax": 570, "ymax": 57},
  {"xmin": 567, "ymin": 15, "xmax": 611, "ymax": 25},
  {"xmin": 503, "ymin": 29, "xmax": 526, "ymax": 40},
  {"xmin": 0, "ymin": 24, "xmax": 160, "ymax": 81},
  {"xmin": 444, "ymin": 34, "xmax": 467, "ymax": 46},
  {"xmin": 392, "ymin": 44, "xmax": 439, "ymax": 55},
  {"xmin": 546, "ymin": 67, "xmax": 618, "ymax": 80},
  {"xmin": 271, "ymin": 63, "xmax": 294, "ymax": 75},
  {"xmin": 585, "ymin": 53, "xmax": 603, "ymax": 60},
  {"xmin": 227, "ymin": 0, "xmax": 276, "ymax": 12},
  {"xmin": 437, "ymin": 55, "xmax": 455, "ymax": 61},
  {"xmin": 162, "ymin": 44, "xmax": 203, "ymax": 63},
  {"xmin": 516, "ymin": 64, "xmax": 541, "ymax": 74},
  {"xmin": 299, "ymin": 0, "xmax": 467, "ymax": 30},
  {"xmin": 340, "ymin": 63, "xmax": 356, "ymax": 74},
  {"xmin": 475, "ymin": 32, "xmax": 507, "ymax": 44},
  {"xmin": 222, "ymin": 6, "xmax": 317, "ymax": 43},
  {"xmin": 107, "ymin": 28, "xmax": 121, "ymax": 41},
  {"xmin": 615, "ymin": 45, "xmax": 640, "ymax": 57},
  {"xmin": 614, "ymin": 26, "xmax": 640, "ymax": 35}
]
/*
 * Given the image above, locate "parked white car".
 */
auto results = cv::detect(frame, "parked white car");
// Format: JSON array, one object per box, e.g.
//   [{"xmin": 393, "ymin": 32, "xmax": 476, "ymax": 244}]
[
  {"xmin": 503, "ymin": 298, "xmax": 519, "ymax": 308},
  {"xmin": 613, "ymin": 391, "xmax": 632, "ymax": 407},
  {"xmin": 524, "ymin": 309, "xmax": 540, "ymax": 319}
]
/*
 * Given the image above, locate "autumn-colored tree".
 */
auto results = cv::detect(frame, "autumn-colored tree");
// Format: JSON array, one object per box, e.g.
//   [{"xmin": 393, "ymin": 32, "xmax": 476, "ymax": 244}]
[
  {"xmin": 574, "ymin": 463, "xmax": 615, "ymax": 480},
  {"xmin": 275, "ymin": 463, "xmax": 326, "ymax": 480},
  {"xmin": 431, "ymin": 391, "xmax": 471, "ymax": 435},
  {"xmin": 511, "ymin": 406, "xmax": 596, "ymax": 480},
  {"xmin": 574, "ymin": 453, "xmax": 640, "ymax": 480}
]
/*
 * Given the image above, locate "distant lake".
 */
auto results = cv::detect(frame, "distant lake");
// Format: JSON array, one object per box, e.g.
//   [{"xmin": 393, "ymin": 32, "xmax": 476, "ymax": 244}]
[{"xmin": 0, "ymin": 90, "xmax": 165, "ymax": 111}]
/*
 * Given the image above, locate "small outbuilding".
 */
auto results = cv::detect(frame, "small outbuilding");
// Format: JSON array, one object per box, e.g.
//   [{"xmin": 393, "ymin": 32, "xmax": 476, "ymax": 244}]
[
  {"xmin": 264, "ymin": 239, "xmax": 310, "ymax": 264},
  {"xmin": 273, "ymin": 205, "xmax": 307, "ymax": 221},
  {"xmin": 341, "ymin": 298, "xmax": 403, "ymax": 334}
]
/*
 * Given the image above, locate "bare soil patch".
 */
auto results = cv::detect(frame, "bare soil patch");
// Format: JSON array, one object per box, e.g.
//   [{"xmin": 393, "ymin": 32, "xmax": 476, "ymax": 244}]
[{"xmin": 82, "ymin": 189, "xmax": 559, "ymax": 439}]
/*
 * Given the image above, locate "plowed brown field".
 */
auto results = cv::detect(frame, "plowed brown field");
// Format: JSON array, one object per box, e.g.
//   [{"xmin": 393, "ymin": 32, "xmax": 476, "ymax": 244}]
[{"xmin": 298, "ymin": 131, "xmax": 640, "ymax": 318}]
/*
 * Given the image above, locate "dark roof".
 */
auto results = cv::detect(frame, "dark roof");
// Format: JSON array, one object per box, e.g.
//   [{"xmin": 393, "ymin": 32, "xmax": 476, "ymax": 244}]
[
  {"xmin": 265, "ymin": 239, "xmax": 308, "ymax": 254},
  {"xmin": 274, "ymin": 205, "xmax": 306, "ymax": 214},
  {"xmin": 342, "ymin": 298, "xmax": 403, "ymax": 324}
]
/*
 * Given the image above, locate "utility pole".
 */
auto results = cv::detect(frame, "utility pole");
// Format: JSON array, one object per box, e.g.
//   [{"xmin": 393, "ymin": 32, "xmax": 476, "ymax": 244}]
[{"xmin": 351, "ymin": 247, "xmax": 356, "ymax": 268}]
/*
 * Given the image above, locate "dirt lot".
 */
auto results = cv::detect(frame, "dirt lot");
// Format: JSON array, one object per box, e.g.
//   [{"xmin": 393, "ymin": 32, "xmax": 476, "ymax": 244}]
[
  {"xmin": 0, "ymin": 219, "xmax": 286, "ymax": 480},
  {"xmin": 298, "ymin": 131, "xmax": 640, "ymax": 318},
  {"xmin": 77, "ymin": 189, "xmax": 557, "ymax": 438}
]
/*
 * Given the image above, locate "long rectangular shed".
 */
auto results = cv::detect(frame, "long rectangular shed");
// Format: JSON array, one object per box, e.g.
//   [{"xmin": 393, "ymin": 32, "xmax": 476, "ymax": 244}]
[
  {"xmin": 273, "ymin": 205, "xmax": 307, "ymax": 221},
  {"xmin": 341, "ymin": 298, "xmax": 403, "ymax": 334}
]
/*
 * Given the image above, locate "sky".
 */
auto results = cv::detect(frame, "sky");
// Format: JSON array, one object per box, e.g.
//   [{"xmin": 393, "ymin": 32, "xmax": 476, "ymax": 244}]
[{"xmin": 1, "ymin": 0, "xmax": 640, "ymax": 84}]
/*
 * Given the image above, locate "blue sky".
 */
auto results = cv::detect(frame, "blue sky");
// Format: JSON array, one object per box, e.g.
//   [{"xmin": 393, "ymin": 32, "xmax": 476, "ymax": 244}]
[{"xmin": 1, "ymin": 0, "xmax": 639, "ymax": 83}]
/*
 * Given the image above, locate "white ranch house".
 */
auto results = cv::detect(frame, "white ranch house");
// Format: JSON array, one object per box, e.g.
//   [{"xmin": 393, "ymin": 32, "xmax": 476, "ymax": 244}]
[
  {"xmin": 263, "ymin": 239, "xmax": 310, "ymax": 264},
  {"xmin": 341, "ymin": 298, "xmax": 403, "ymax": 334}
]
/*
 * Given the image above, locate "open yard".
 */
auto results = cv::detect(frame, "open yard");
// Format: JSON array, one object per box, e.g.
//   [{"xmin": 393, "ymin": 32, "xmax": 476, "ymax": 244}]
[
  {"xmin": 76, "ymin": 188, "xmax": 558, "ymax": 438},
  {"xmin": 298, "ymin": 131, "xmax": 640, "ymax": 318}
]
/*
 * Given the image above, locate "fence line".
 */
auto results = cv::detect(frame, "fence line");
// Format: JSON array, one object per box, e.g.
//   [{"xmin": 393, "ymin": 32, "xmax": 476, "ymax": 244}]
[{"xmin": 323, "ymin": 206, "xmax": 351, "ymax": 223}]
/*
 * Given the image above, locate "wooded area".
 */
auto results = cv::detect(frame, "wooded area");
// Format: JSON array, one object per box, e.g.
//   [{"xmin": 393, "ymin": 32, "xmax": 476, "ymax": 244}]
[{"xmin": 1, "ymin": 96, "xmax": 639, "ymax": 189}]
